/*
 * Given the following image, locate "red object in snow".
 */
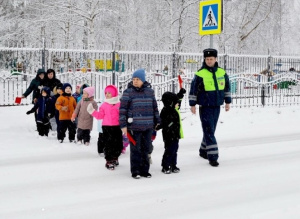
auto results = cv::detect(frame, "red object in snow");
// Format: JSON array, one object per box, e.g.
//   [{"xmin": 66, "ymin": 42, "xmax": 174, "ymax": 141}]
[
  {"xmin": 15, "ymin": 97, "xmax": 22, "ymax": 104},
  {"xmin": 178, "ymin": 75, "xmax": 183, "ymax": 89},
  {"xmin": 127, "ymin": 132, "xmax": 136, "ymax": 146}
]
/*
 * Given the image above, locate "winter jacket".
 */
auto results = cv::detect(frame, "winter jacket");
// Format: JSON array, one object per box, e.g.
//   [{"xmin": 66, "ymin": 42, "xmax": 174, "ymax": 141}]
[
  {"xmin": 157, "ymin": 91, "xmax": 184, "ymax": 142},
  {"xmin": 23, "ymin": 72, "xmax": 45, "ymax": 103},
  {"xmin": 72, "ymin": 92, "xmax": 80, "ymax": 103},
  {"xmin": 189, "ymin": 62, "xmax": 231, "ymax": 107},
  {"xmin": 73, "ymin": 98, "xmax": 98, "ymax": 130},
  {"xmin": 55, "ymin": 93, "xmax": 77, "ymax": 120},
  {"xmin": 28, "ymin": 96, "xmax": 52, "ymax": 123},
  {"xmin": 92, "ymin": 99, "xmax": 120, "ymax": 126},
  {"xmin": 119, "ymin": 81, "xmax": 160, "ymax": 131}
]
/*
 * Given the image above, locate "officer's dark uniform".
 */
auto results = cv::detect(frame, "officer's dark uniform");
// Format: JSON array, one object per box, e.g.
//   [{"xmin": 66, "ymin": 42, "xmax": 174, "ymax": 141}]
[{"xmin": 189, "ymin": 48, "xmax": 231, "ymax": 166}]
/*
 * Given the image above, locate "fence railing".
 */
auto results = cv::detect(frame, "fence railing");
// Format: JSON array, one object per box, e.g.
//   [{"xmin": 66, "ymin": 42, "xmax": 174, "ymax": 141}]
[
  {"xmin": 1, "ymin": 70, "xmax": 300, "ymax": 109},
  {"xmin": 1, "ymin": 47, "xmax": 300, "ymax": 108}
]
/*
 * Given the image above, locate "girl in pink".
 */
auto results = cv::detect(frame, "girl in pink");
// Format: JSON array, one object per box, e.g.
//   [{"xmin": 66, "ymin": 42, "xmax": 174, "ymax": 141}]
[{"xmin": 87, "ymin": 85, "xmax": 123, "ymax": 170}]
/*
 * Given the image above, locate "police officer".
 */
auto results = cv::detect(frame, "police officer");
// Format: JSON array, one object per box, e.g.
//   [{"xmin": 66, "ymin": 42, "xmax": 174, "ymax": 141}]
[{"xmin": 189, "ymin": 48, "xmax": 231, "ymax": 167}]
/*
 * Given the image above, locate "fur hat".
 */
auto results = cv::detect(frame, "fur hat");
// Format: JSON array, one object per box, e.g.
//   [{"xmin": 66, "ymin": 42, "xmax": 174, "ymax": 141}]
[
  {"xmin": 203, "ymin": 48, "xmax": 218, "ymax": 58},
  {"xmin": 132, "ymin": 69, "xmax": 146, "ymax": 82},
  {"xmin": 104, "ymin": 85, "xmax": 118, "ymax": 97},
  {"xmin": 83, "ymin": 86, "xmax": 95, "ymax": 97},
  {"xmin": 62, "ymin": 83, "xmax": 72, "ymax": 91}
]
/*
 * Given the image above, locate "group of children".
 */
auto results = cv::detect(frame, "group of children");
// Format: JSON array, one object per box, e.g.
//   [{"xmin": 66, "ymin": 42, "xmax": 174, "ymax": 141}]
[{"xmin": 26, "ymin": 68, "xmax": 186, "ymax": 179}]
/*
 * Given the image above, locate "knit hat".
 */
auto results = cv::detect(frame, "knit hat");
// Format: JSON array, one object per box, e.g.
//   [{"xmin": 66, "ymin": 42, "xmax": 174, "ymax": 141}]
[
  {"xmin": 132, "ymin": 69, "xmax": 146, "ymax": 82},
  {"xmin": 62, "ymin": 83, "xmax": 72, "ymax": 91},
  {"xmin": 83, "ymin": 86, "xmax": 95, "ymax": 97},
  {"xmin": 53, "ymin": 83, "xmax": 63, "ymax": 95},
  {"xmin": 56, "ymin": 83, "xmax": 63, "ymax": 90},
  {"xmin": 203, "ymin": 48, "xmax": 218, "ymax": 58},
  {"xmin": 80, "ymin": 83, "xmax": 90, "ymax": 95},
  {"xmin": 42, "ymin": 86, "xmax": 51, "ymax": 96},
  {"xmin": 76, "ymin": 84, "xmax": 82, "ymax": 89},
  {"xmin": 104, "ymin": 85, "xmax": 118, "ymax": 97}
]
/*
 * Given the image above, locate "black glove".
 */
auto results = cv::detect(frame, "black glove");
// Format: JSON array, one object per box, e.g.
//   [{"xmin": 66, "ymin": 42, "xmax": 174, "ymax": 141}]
[
  {"xmin": 177, "ymin": 88, "xmax": 186, "ymax": 99},
  {"xmin": 26, "ymin": 110, "xmax": 33, "ymax": 115}
]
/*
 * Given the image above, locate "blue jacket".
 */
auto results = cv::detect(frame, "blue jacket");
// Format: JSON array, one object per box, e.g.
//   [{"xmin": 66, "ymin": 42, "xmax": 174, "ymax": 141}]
[
  {"xmin": 119, "ymin": 81, "xmax": 160, "ymax": 131},
  {"xmin": 189, "ymin": 62, "xmax": 231, "ymax": 107},
  {"xmin": 29, "ymin": 96, "xmax": 52, "ymax": 123}
]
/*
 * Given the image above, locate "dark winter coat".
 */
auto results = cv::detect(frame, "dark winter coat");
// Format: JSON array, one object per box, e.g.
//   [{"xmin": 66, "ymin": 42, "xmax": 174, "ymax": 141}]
[
  {"xmin": 28, "ymin": 96, "xmax": 52, "ymax": 123},
  {"xmin": 119, "ymin": 81, "xmax": 160, "ymax": 131},
  {"xmin": 23, "ymin": 72, "xmax": 45, "ymax": 103},
  {"xmin": 189, "ymin": 62, "xmax": 231, "ymax": 107},
  {"xmin": 157, "ymin": 92, "xmax": 182, "ymax": 142}
]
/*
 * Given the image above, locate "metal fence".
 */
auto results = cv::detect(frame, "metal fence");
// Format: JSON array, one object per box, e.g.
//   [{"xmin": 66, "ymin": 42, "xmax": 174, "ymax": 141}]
[{"xmin": 1, "ymin": 47, "xmax": 300, "ymax": 109}]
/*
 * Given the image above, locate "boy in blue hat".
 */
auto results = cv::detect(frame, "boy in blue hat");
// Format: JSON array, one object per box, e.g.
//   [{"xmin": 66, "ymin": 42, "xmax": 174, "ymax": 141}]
[{"xmin": 119, "ymin": 69, "xmax": 161, "ymax": 179}]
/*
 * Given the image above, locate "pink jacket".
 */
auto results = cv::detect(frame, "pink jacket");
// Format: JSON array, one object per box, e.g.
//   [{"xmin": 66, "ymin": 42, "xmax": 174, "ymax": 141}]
[{"xmin": 91, "ymin": 102, "xmax": 120, "ymax": 126}]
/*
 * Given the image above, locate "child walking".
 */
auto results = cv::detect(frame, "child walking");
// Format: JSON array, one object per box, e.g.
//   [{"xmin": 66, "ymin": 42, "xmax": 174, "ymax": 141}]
[
  {"xmin": 26, "ymin": 86, "xmax": 52, "ymax": 137},
  {"xmin": 119, "ymin": 69, "xmax": 161, "ymax": 179},
  {"xmin": 157, "ymin": 88, "xmax": 186, "ymax": 174},
  {"xmin": 55, "ymin": 83, "xmax": 77, "ymax": 143},
  {"xmin": 49, "ymin": 83, "xmax": 63, "ymax": 137},
  {"xmin": 87, "ymin": 85, "xmax": 123, "ymax": 170},
  {"xmin": 71, "ymin": 87, "xmax": 98, "ymax": 146}
]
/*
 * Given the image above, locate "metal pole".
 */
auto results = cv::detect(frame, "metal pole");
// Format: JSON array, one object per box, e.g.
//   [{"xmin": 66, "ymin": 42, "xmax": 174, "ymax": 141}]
[
  {"xmin": 112, "ymin": 51, "xmax": 116, "ymax": 85},
  {"xmin": 210, "ymin": 35, "xmax": 213, "ymax": 48},
  {"xmin": 42, "ymin": 37, "xmax": 45, "ymax": 71}
]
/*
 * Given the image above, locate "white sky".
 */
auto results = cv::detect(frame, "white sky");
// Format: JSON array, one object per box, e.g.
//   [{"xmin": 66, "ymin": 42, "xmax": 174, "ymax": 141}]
[{"xmin": 0, "ymin": 105, "xmax": 300, "ymax": 218}]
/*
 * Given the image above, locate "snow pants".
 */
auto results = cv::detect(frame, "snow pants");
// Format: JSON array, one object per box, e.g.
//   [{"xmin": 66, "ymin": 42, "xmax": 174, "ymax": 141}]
[
  {"xmin": 37, "ymin": 120, "xmax": 50, "ymax": 136},
  {"xmin": 97, "ymin": 132, "xmax": 104, "ymax": 154},
  {"xmin": 77, "ymin": 128, "xmax": 91, "ymax": 144},
  {"xmin": 199, "ymin": 106, "xmax": 220, "ymax": 161},
  {"xmin": 130, "ymin": 129, "xmax": 152, "ymax": 175},
  {"xmin": 161, "ymin": 140, "xmax": 179, "ymax": 169},
  {"xmin": 102, "ymin": 126, "xmax": 123, "ymax": 161},
  {"xmin": 58, "ymin": 120, "xmax": 76, "ymax": 141}
]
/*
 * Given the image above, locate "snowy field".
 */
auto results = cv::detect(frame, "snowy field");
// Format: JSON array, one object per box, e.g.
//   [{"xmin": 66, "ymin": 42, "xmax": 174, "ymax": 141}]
[{"xmin": 0, "ymin": 105, "xmax": 300, "ymax": 219}]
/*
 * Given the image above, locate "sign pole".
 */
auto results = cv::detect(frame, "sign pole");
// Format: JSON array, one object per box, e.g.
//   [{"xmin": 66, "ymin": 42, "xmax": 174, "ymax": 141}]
[{"xmin": 210, "ymin": 35, "xmax": 213, "ymax": 48}]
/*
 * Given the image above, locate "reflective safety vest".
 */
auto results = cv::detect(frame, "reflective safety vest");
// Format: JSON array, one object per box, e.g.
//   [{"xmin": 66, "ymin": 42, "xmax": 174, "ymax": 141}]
[{"xmin": 195, "ymin": 68, "xmax": 226, "ymax": 91}]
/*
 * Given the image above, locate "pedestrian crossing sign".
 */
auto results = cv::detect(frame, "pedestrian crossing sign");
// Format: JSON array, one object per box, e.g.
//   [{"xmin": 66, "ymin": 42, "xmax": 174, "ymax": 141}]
[{"xmin": 199, "ymin": 0, "xmax": 222, "ymax": 35}]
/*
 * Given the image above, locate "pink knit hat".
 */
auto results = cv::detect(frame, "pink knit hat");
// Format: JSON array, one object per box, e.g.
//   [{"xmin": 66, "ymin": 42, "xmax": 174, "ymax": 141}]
[
  {"xmin": 104, "ymin": 85, "xmax": 118, "ymax": 97},
  {"xmin": 83, "ymin": 86, "xmax": 95, "ymax": 97}
]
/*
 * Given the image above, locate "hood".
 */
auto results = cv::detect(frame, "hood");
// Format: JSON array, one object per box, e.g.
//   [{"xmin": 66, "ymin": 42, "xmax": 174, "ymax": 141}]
[{"xmin": 162, "ymin": 92, "xmax": 179, "ymax": 108}]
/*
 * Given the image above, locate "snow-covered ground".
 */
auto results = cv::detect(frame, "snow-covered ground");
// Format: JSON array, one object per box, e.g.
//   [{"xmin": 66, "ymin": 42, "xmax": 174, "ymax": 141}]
[{"xmin": 1, "ymin": 105, "xmax": 300, "ymax": 219}]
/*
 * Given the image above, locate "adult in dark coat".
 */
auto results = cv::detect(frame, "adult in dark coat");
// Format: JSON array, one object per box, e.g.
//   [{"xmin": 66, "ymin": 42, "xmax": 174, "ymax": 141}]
[
  {"xmin": 189, "ymin": 48, "xmax": 231, "ymax": 167},
  {"xmin": 45, "ymin": 69, "xmax": 61, "ymax": 94},
  {"xmin": 22, "ymin": 68, "xmax": 46, "ymax": 104}
]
